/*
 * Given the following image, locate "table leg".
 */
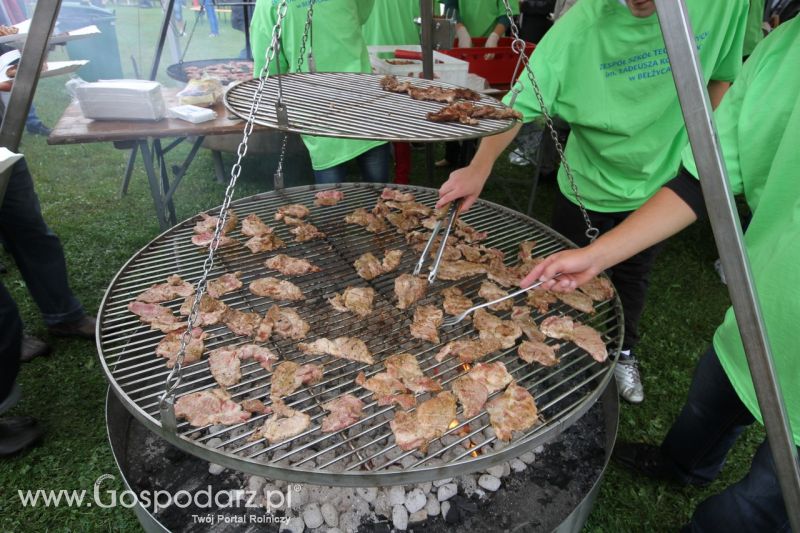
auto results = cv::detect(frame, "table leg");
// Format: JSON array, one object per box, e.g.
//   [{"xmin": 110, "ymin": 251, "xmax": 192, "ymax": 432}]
[
  {"xmin": 154, "ymin": 139, "xmax": 178, "ymax": 226},
  {"xmin": 138, "ymin": 141, "xmax": 170, "ymax": 231},
  {"xmin": 165, "ymin": 136, "xmax": 205, "ymax": 205},
  {"xmin": 120, "ymin": 144, "xmax": 138, "ymax": 198},
  {"xmin": 211, "ymin": 150, "xmax": 226, "ymax": 183}
]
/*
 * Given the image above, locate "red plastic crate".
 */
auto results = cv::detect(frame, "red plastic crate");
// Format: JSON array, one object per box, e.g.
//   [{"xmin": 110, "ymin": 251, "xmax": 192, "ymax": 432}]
[{"xmin": 441, "ymin": 37, "xmax": 535, "ymax": 87}]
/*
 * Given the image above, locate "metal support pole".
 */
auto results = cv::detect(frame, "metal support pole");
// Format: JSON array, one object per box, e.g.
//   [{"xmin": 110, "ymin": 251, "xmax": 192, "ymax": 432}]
[
  {"xmin": 0, "ymin": 0, "xmax": 62, "ymax": 205},
  {"xmin": 655, "ymin": 1, "xmax": 800, "ymax": 529},
  {"xmin": 420, "ymin": 0, "xmax": 435, "ymax": 186},
  {"xmin": 243, "ymin": 2, "xmax": 252, "ymax": 60},
  {"xmin": 151, "ymin": 0, "xmax": 178, "ymax": 81}
]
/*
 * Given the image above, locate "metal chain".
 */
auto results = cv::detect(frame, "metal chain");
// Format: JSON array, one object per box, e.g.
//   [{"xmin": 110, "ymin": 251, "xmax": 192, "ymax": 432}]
[
  {"xmin": 500, "ymin": 0, "xmax": 600, "ymax": 242},
  {"xmin": 296, "ymin": 0, "xmax": 316, "ymax": 72},
  {"xmin": 159, "ymin": 0, "xmax": 291, "ymax": 426}
]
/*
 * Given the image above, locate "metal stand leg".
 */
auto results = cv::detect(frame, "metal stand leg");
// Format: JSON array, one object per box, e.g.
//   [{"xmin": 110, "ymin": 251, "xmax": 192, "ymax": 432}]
[
  {"xmin": 120, "ymin": 144, "xmax": 138, "ymax": 197},
  {"xmin": 526, "ymin": 144, "xmax": 545, "ymax": 216},
  {"xmin": 154, "ymin": 139, "xmax": 177, "ymax": 226},
  {"xmin": 211, "ymin": 150, "xmax": 226, "ymax": 183},
  {"xmin": 138, "ymin": 141, "xmax": 169, "ymax": 231}
]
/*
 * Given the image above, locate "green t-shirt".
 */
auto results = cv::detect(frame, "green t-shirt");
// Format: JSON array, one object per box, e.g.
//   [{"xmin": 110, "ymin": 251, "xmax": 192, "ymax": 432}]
[
  {"xmin": 503, "ymin": 0, "xmax": 747, "ymax": 213},
  {"xmin": 681, "ymin": 18, "xmax": 800, "ymax": 445},
  {"xmin": 448, "ymin": 0, "xmax": 520, "ymax": 38},
  {"xmin": 743, "ymin": 0, "xmax": 765, "ymax": 56},
  {"xmin": 362, "ymin": 0, "xmax": 423, "ymax": 46},
  {"xmin": 251, "ymin": 0, "xmax": 385, "ymax": 171}
]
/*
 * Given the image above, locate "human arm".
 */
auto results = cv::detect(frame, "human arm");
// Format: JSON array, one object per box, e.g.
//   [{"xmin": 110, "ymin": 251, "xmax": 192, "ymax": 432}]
[
  {"xmin": 524, "ymin": 181, "xmax": 699, "ymax": 291},
  {"xmin": 436, "ymin": 122, "xmax": 522, "ymax": 211},
  {"xmin": 707, "ymin": 80, "xmax": 730, "ymax": 109}
]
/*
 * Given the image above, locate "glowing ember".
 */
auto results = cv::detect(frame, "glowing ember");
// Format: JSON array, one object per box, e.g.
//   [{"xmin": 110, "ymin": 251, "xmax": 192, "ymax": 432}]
[{"xmin": 448, "ymin": 419, "xmax": 459, "ymax": 430}]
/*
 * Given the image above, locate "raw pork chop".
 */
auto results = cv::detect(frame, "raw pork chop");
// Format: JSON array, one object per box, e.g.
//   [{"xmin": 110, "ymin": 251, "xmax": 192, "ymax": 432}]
[
  {"xmin": 206, "ymin": 272, "xmax": 243, "ymax": 298},
  {"xmin": 249, "ymin": 277, "xmax": 305, "ymax": 301},
  {"xmin": 241, "ymin": 213, "xmax": 273, "ymax": 237},
  {"xmin": 175, "ymin": 388, "xmax": 250, "ymax": 427},
  {"xmin": 155, "ymin": 328, "xmax": 206, "ymax": 367},
  {"xmin": 356, "ymin": 371, "xmax": 415, "ymax": 409},
  {"xmin": 128, "ymin": 301, "xmax": 184, "ymax": 333},
  {"xmin": 321, "ymin": 394, "xmax": 364, "ymax": 432},
  {"xmin": 135, "ymin": 275, "xmax": 194, "ymax": 303}
]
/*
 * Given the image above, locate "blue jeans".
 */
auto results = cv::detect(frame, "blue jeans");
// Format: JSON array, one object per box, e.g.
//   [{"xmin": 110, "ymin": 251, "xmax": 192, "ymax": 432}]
[
  {"xmin": 0, "ymin": 159, "xmax": 84, "ymax": 328},
  {"xmin": 660, "ymin": 348, "xmax": 795, "ymax": 532},
  {"xmin": 314, "ymin": 143, "xmax": 391, "ymax": 184},
  {"xmin": 204, "ymin": 0, "xmax": 218, "ymax": 35}
]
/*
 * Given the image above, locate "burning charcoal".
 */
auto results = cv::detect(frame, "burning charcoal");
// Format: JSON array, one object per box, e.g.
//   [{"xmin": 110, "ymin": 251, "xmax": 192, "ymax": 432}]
[
  {"xmin": 208, "ymin": 463, "xmax": 225, "ymax": 475},
  {"xmin": 442, "ymin": 500, "xmax": 461, "ymax": 523},
  {"xmin": 303, "ymin": 503, "xmax": 325, "ymax": 529},
  {"xmin": 520, "ymin": 451, "xmax": 536, "ymax": 464},
  {"xmin": 404, "ymin": 488, "xmax": 427, "ymax": 513},
  {"xmin": 510, "ymin": 458, "xmax": 527, "ymax": 472},
  {"xmin": 339, "ymin": 511, "xmax": 362, "ymax": 533},
  {"xmin": 436, "ymin": 483, "xmax": 457, "ymax": 501},
  {"xmin": 425, "ymin": 493, "xmax": 440, "ymax": 517},
  {"xmin": 248, "ymin": 475, "xmax": 267, "ymax": 493},
  {"xmin": 392, "ymin": 505, "xmax": 409, "ymax": 531},
  {"xmin": 374, "ymin": 491, "xmax": 391, "ymax": 518},
  {"xmin": 280, "ymin": 516, "xmax": 305, "ymax": 533},
  {"xmin": 433, "ymin": 477, "xmax": 453, "ymax": 487},
  {"xmin": 388, "ymin": 485, "xmax": 406, "ymax": 506},
  {"xmin": 320, "ymin": 502, "xmax": 339, "ymax": 527},
  {"xmin": 356, "ymin": 487, "xmax": 378, "ymax": 503},
  {"xmin": 486, "ymin": 464, "xmax": 505, "ymax": 478}
]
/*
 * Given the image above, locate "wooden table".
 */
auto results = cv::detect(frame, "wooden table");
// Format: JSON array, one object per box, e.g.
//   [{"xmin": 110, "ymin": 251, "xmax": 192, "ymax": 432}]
[{"xmin": 49, "ymin": 90, "xmax": 261, "ymax": 230}]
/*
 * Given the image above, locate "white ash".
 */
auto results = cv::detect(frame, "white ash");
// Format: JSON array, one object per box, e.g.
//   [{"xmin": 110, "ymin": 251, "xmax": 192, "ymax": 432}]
[
  {"xmin": 208, "ymin": 463, "xmax": 225, "ymax": 475},
  {"xmin": 404, "ymin": 488, "xmax": 427, "ymax": 514},
  {"xmin": 280, "ymin": 515, "xmax": 305, "ymax": 533},
  {"xmin": 520, "ymin": 451, "xmax": 536, "ymax": 464},
  {"xmin": 392, "ymin": 504, "xmax": 409, "ymax": 531},
  {"xmin": 478, "ymin": 474, "xmax": 501, "ymax": 492},
  {"xmin": 303, "ymin": 503, "xmax": 325, "ymax": 529},
  {"xmin": 510, "ymin": 458, "xmax": 528, "ymax": 472}
]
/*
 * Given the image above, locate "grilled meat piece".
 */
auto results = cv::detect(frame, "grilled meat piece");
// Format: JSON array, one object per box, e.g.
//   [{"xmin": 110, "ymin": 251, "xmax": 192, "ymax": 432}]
[
  {"xmin": 234, "ymin": 343, "xmax": 280, "ymax": 370},
  {"xmin": 579, "ymin": 276, "xmax": 615, "ymax": 301},
  {"xmin": 442, "ymin": 287, "xmax": 473, "ymax": 316},
  {"xmin": 193, "ymin": 211, "xmax": 238, "ymax": 235},
  {"xmin": 255, "ymin": 306, "xmax": 278, "ymax": 343},
  {"xmin": 486, "ymin": 382, "xmax": 538, "ymax": 441},
  {"xmin": 128, "ymin": 301, "xmax": 183, "ymax": 333},
  {"xmin": 281, "ymin": 215, "xmax": 305, "ymax": 226},
  {"xmin": 408, "ymin": 85, "xmax": 481, "ymax": 104},
  {"xmin": 394, "ymin": 273, "xmax": 427, "ymax": 310},
  {"xmin": 291, "ymin": 223, "xmax": 326, "ymax": 242},
  {"xmin": 486, "ymin": 258, "xmax": 521, "ymax": 288},
  {"xmin": 222, "ymin": 308, "xmax": 263, "ymax": 337},
  {"xmin": 249, "ymin": 277, "xmax": 305, "ymax": 301},
  {"xmin": 241, "ymin": 398, "xmax": 271, "ymax": 415},
  {"xmin": 526, "ymin": 288, "xmax": 558, "ymax": 314},
  {"xmin": 556, "ymin": 291, "xmax": 596, "ymax": 314},
  {"xmin": 321, "ymin": 394, "xmax": 365, "ymax": 433},
  {"xmin": 379, "ymin": 75, "xmax": 414, "ymax": 94},
  {"xmin": 298, "ymin": 337, "xmax": 374, "ymax": 365},
  {"xmin": 540, "ymin": 315, "xmax": 607, "ymax": 362},
  {"xmin": 328, "ymin": 286, "xmax": 375, "ymax": 318},
  {"xmin": 265, "ymin": 254, "xmax": 321, "ymax": 276},
  {"xmin": 241, "ymin": 213, "xmax": 273, "ymax": 237},
  {"xmin": 355, "ymin": 371, "xmax": 415, "ymax": 409},
  {"xmin": 252, "ymin": 406, "xmax": 311, "ymax": 443},
  {"xmin": 135, "ymin": 274, "xmax": 194, "ymax": 303},
  {"xmin": 454, "ymin": 221, "xmax": 488, "ymax": 243},
  {"xmin": 473, "ymin": 309, "xmax": 523, "ymax": 349},
  {"xmin": 510, "ymin": 305, "xmax": 545, "ymax": 341},
  {"xmin": 314, "ymin": 189, "xmax": 345, "ymax": 206},
  {"xmin": 435, "ymin": 260, "xmax": 486, "ymax": 281},
  {"xmin": 384, "ymin": 200, "xmax": 432, "ymax": 217},
  {"xmin": 275, "ymin": 204, "xmax": 310, "ymax": 220},
  {"xmin": 410, "ymin": 305, "xmax": 443, "ymax": 344},
  {"xmin": 380, "ymin": 187, "xmax": 415, "ymax": 202},
  {"xmin": 191, "ymin": 232, "xmax": 237, "ymax": 249},
  {"xmin": 390, "ymin": 392, "xmax": 456, "ymax": 452},
  {"xmin": 344, "ymin": 208, "xmax": 387, "ymax": 233},
  {"xmin": 270, "ymin": 361, "xmax": 324, "ymax": 399},
  {"xmin": 244, "ymin": 233, "xmax": 285, "ymax": 253},
  {"xmin": 175, "ymin": 388, "xmax": 251, "ymax": 427},
  {"xmin": 208, "ymin": 348, "xmax": 242, "ymax": 387},
  {"xmin": 453, "ymin": 361, "xmax": 513, "ymax": 418},
  {"xmin": 155, "ymin": 328, "xmax": 206, "ymax": 367},
  {"xmin": 479, "ymin": 281, "xmax": 513, "ymax": 311},
  {"xmin": 427, "ymin": 102, "xmax": 522, "ymax": 124},
  {"xmin": 271, "ymin": 306, "xmax": 310, "ymax": 340},
  {"xmin": 517, "ymin": 240, "xmax": 537, "ymax": 263},
  {"xmin": 354, "ymin": 252, "xmax": 384, "ymax": 280},
  {"xmin": 180, "ymin": 294, "xmax": 228, "ymax": 327},
  {"xmin": 382, "ymin": 249, "xmax": 404, "ymax": 272},
  {"xmin": 434, "ymin": 337, "xmax": 502, "ymax": 363},
  {"xmin": 385, "ymin": 210, "xmax": 421, "ymax": 232},
  {"xmin": 206, "ymin": 271, "xmax": 243, "ymax": 299},
  {"xmin": 518, "ymin": 340, "xmax": 558, "ymax": 366},
  {"xmin": 384, "ymin": 353, "xmax": 441, "ymax": 393}
]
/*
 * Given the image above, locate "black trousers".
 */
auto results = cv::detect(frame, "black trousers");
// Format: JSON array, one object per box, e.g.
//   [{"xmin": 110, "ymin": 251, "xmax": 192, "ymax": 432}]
[
  {"xmin": 551, "ymin": 191, "xmax": 663, "ymax": 352},
  {"xmin": 0, "ymin": 281, "xmax": 22, "ymax": 403},
  {"xmin": 662, "ymin": 348, "xmax": 794, "ymax": 532}
]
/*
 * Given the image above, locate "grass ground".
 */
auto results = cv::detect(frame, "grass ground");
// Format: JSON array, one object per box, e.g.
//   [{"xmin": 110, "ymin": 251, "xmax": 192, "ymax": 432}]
[{"xmin": 0, "ymin": 5, "xmax": 765, "ymax": 532}]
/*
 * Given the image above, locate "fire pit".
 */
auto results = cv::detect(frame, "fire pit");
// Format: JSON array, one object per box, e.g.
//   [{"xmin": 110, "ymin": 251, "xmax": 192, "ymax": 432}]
[{"xmin": 106, "ymin": 381, "xmax": 617, "ymax": 531}]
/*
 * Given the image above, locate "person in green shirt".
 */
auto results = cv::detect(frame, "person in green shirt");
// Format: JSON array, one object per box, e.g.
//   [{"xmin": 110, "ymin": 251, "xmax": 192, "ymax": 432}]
[
  {"xmin": 526, "ymin": 18, "xmax": 800, "ymax": 530},
  {"xmin": 250, "ymin": 0, "xmax": 390, "ymax": 184},
  {"xmin": 743, "ymin": 0, "xmax": 765, "ymax": 57},
  {"xmin": 443, "ymin": 0, "xmax": 520, "ymax": 47},
  {"xmin": 437, "ymin": 0, "xmax": 747, "ymax": 404}
]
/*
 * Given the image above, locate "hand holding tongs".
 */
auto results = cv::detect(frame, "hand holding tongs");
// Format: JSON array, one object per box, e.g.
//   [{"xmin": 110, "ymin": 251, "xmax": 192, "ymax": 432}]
[
  {"xmin": 441, "ymin": 276, "xmax": 560, "ymax": 327},
  {"xmin": 413, "ymin": 200, "xmax": 461, "ymax": 284}
]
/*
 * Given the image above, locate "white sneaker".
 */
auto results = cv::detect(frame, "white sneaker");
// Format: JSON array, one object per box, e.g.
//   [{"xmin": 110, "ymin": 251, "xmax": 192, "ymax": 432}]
[{"xmin": 614, "ymin": 358, "xmax": 644, "ymax": 404}]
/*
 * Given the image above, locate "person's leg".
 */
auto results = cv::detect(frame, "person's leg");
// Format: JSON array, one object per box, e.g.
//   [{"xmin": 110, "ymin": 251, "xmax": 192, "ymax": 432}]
[
  {"xmin": 314, "ymin": 162, "xmax": 349, "ymax": 184},
  {"xmin": 0, "ymin": 281, "xmax": 22, "ymax": 405},
  {"xmin": 393, "ymin": 142, "xmax": 411, "ymax": 184},
  {"xmin": 0, "ymin": 159, "xmax": 84, "ymax": 327},
  {"xmin": 685, "ymin": 439, "xmax": 795, "ymax": 533},
  {"xmin": 661, "ymin": 347, "xmax": 756, "ymax": 484},
  {"xmin": 25, "ymin": 103, "xmax": 50, "ymax": 136},
  {"xmin": 205, "ymin": 0, "xmax": 219, "ymax": 35},
  {"xmin": 356, "ymin": 143, "xmax": 391, "ymax": 183}
]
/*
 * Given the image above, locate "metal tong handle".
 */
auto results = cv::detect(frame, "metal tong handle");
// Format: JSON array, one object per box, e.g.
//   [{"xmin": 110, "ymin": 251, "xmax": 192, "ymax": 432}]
[
  {"xmin": 412, "ymin": 200, "xmax": 461, "ymax": 282},
  {"xmin": 441, "ymin": 276, "xmax": 558, "ymax": 327}
]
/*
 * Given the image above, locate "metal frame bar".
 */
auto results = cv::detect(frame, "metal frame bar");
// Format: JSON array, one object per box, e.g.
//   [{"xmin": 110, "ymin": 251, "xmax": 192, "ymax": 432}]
[
  {"xmin": 420, "ymin": 0, "xmax": 436, "ymax": 186},
  {"xmin": 0, "ymin": 0, "xmax": 62, "ymax": 205},
  {"xmin": 655, "ymin": 1, "xmax": 800, "ymax": 528}
]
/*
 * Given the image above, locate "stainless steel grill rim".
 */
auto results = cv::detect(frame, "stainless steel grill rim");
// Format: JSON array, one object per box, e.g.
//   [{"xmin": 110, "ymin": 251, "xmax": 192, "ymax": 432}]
[
  {"xmin": 97, "ymin": 183, "xmax": 623, "ymax": 486},
  {"xmin": 223, "ymin": 73, "xmax": 519, "ymax": 142}
]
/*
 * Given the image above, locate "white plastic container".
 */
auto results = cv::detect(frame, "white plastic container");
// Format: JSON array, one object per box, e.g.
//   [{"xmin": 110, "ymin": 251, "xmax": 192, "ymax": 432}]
[
  {"xmin": 169, "ymin": 104, "xmax": 217, "ymax": 124},
  {"xmin": 75, "ymin": 80, "xmax": 166, "ymax": 121},
  {"xmin": 368, "ymin": 45, "xmax": 469, "ymax": 88}
]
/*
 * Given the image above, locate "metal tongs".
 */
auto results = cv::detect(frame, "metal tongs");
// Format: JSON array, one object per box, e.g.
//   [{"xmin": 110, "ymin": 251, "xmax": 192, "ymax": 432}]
[
  {"xmin": 413, "ymin": 200, "xmax": 461, "ymax": 284},
  {"xmin": 441, "ymin": 275, "xmax": 561, "ymax": 327}
]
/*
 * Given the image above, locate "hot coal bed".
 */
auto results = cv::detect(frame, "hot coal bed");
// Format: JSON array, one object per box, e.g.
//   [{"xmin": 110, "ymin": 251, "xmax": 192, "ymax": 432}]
[{"xmin": 107, "ymin": 383, "xmax": 617, "ymax": 532}]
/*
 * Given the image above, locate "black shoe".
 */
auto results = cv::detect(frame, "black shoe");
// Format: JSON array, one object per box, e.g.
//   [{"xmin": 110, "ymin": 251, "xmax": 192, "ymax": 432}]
[
  {"xmin": 48, "ymin": 315, "xmax": 96, "ymax": 340},
  {"xmin": 613, "ymin": 442, "xmax": 701, "ymax": 487},
  {"xmin": 0, "ymin": 417, "xmax": 44, "ymax": 457},
  {"xmin": 20, "ymin": 335, "xmax": 51, "ymax": 363},
  {"xmin": 26, "ymin": 123, "xmax": 52, "ymax": 137}
]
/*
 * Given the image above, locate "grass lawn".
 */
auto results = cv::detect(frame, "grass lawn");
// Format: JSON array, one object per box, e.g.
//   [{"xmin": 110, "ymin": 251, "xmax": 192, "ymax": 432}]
[{"xmin": 0, "ymin": 5, "xmax": 766, "ymax": 532}]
